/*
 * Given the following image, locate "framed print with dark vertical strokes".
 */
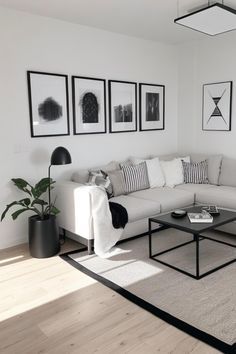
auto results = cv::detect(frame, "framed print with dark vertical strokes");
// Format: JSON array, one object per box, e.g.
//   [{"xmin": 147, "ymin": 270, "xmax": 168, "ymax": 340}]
[
  {"xmin": 108, "ymin": 80, "xmax": 137, "ymax": 133},
  {"xmin": 27, "ymin": 71, "xmax": 70, "ymax": 137},
  {"xmin": 72, "ymin": 76, "xmax": 106, "ymax": 135},
  {"xmin": 202, "ymin": 81, "xmax": 232, "ymax": 131},
  {"xmin": 139, "ymin": 83, "xmax": 165, "ymax": 131}
]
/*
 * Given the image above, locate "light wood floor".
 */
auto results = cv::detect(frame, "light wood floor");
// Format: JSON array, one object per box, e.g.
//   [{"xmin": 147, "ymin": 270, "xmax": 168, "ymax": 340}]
[{"xmin": 0, "ymin": 239, "xmax": 220, "ymax": 354}]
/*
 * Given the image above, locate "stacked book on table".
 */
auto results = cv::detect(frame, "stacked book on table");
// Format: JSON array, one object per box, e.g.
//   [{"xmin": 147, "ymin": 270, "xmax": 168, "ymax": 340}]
[{"xmin": 188, "ymin": 211, "xmax": 213, "ymax": 223}]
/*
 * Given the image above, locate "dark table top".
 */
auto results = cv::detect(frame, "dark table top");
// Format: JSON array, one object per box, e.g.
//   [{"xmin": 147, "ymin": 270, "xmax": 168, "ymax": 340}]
[{"xmin": 150, "ymin": 206, "xmax": 236, "ymax": 234}]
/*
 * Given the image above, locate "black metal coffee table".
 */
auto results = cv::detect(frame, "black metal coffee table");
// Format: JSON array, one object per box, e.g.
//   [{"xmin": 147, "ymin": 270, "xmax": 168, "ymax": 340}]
[{"xmin": 149, "ymin": 206, "xmax": 236, "ymax": 279}]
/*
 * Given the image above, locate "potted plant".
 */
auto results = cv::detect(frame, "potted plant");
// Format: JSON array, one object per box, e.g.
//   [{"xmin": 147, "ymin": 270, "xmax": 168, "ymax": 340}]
[{"xmin": 1, "ymin": 178, "xmax": 60, "ymax": 258}]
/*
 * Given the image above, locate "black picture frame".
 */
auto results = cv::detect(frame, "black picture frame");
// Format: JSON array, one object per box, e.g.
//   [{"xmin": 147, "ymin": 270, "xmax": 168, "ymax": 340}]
[
  {"xmin": 108, "ymin": 80, "xmax": 137, "ymax": 133},
  {"xmin": 139, "ymin": 83, "xmax": 165, "ymax": 131},
  {"xmin": 202, "ymin": 81, "xmax": 232, "ymax": 131},
  {"xmin": 72, "ymin": 76, "xmax": 107, "ymax": 135},
  {"xmin": 27, "ymin": 71, "xmax": 70, "ymax": 138}
]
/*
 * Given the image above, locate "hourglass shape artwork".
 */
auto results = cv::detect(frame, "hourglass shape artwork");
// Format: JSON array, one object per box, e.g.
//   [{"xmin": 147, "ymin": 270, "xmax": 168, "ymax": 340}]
[{"xmin": 202, "ymin": 81, "xmax": 232, "ymax": 131}]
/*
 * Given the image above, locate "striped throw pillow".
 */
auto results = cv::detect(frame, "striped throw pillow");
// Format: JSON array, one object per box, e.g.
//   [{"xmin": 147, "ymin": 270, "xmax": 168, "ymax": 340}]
[
  {"xmin": 182, "ymin": 160, "xmax": 208, "ymax": 184},
  {"xmin": 121, "ymin": 162, "xmax": 150, "ymax": 193}
]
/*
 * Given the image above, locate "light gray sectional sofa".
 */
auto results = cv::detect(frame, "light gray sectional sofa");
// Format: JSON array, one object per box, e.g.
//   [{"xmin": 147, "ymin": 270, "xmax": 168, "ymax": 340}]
[{"xmin": 56, "ymin": 153, "xmax": 236, "ymax": 250}]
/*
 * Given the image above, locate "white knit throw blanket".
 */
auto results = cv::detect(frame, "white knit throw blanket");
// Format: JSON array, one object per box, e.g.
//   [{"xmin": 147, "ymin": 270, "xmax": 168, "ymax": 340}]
[{"xmin": 89, "ymin": 186, "xmax": 123, "ymax": 257}]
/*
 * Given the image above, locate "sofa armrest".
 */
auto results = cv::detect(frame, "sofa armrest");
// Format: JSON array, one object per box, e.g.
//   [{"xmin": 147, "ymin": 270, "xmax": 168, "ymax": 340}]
[{"xmin": 56, "ymin": 181, "xmax": 93, "ymax": 240}]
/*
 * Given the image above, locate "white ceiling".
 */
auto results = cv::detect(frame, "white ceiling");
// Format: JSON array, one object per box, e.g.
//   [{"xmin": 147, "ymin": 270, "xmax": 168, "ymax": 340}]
[{"xmin": 1, "ymin": 0, "xmax": 236, "ymax": 43}]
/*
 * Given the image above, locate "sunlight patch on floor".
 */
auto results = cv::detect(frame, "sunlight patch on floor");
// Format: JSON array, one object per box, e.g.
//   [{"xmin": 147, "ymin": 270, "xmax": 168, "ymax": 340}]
[
  {"xmin": 0, "ymin": 255, "xmax": 24, "ymax": 264},
  {"xmin": 0, "ymin": 255, "xmax": 97, "ymax": 322}
]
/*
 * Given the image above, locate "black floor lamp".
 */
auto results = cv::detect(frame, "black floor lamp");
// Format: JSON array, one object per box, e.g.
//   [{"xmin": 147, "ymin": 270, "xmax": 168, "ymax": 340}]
[{"xmin": 48, "ymin": 146, "xmax": 72, "ymax": 206}]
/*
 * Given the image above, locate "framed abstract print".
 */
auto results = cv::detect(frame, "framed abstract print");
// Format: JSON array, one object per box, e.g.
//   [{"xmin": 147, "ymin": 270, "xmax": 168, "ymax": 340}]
[
  {"xmin": 72, "ymin": 76, "xmax": 106, "ymax": 135},
  {"xmin": 27, "ymin": 71, "xmax": 70, "ymax": 137},
  {"xmin": 139, "ymin": 83, "xmax": 165, "ymax": 131},
  {"xmin": 108, "ymin": 80, "xmax": 137, "ymax": 133},
  {"xmin": 202, "ymin": 81, "xmax": 232, "ymax": 131}
]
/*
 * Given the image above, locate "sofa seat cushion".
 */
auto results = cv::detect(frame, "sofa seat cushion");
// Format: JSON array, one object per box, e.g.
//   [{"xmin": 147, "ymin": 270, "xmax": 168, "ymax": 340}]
[
  {"xmin": 176, "ymin": 183, "xmax": 215, "ymax": 194},
  {"xmin": 109, "ymin": 195, "xmax": 160, "ymax": 223},
  {"xmin": 130, "ymin": 187, "xmax": 194, "ymax": 212},
  {"xmin": 196, "ymin": 186, "xmax": 236, "ymax": 210}
]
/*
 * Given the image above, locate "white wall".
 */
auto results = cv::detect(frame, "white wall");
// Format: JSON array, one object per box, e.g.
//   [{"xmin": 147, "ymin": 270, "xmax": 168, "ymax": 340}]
[
  {"xmin": 178, "ymin": 32, "xmax": 236, "ymax": 156},
  {"xmin": 0, "ymin": 7, "xmax": 178, "ymax": 249}
]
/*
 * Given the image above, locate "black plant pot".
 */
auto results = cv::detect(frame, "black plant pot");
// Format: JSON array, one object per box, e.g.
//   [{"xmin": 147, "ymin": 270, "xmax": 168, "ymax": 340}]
[{"xmin": 28, "ymin": 215, "xmax": 60, "ymax": 258}]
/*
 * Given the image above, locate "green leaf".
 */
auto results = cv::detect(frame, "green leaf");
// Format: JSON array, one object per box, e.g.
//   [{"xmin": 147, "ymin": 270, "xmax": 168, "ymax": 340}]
[
  {"xmin": 12, "ymin": 178, "xmax": 32, "ymax": 196},
  {"xmin": 50, "ymin": 206, "xmax": 60, "ymax": 215},
  {"xmin": 31, "ymin": 199, "xmax": 48, "ymax": 207},
  {"xmin": 1, "ymin": 201, "xmax": 23, "ymax": 221},
  {"xmin": 11, "ymin": 208, "xmax": 29, "ymax": 220},
  {"xmin": 21, "ymin": 198, "xmax": 31, "ymax": 207},
  {"xmin": 33, "ymin": 178, "xmax": 55, "ymax": 198}
]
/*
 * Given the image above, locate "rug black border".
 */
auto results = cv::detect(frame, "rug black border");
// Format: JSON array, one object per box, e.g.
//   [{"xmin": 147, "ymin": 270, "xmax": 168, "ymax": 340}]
[{"xmin": 60, "ymin": 247, "xmax": 235, "ymax": 354}]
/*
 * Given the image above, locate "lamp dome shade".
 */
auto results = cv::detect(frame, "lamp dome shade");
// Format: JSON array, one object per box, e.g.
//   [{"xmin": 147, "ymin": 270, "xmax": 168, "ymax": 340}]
[{"xmin": 50, "ymin": 146, "xmax": 72, "ymax": 165}]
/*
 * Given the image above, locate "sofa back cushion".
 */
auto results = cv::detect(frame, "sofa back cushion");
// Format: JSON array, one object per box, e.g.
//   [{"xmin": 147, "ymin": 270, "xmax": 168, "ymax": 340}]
[
  {"xmin": 72, "ymin": 161, "xmax": 119, "ymax": 185},
  {"xmin": 151, "ymin": 153, "xmax": 179, "ymax": 161},
  {"xmin": 89, "ymin": 160, "xmax": 120, "ymax": 173},
  {"xmin": 72, "ymin": 169, "xmax": 89, "ymax": 184},
  {"xmin": 219, "ymin": 157, "xmax": 236, "ymax": 187},
  {"xmin": 190, "ymin": 154, "xmax": 222, "ymax": 185},
  {"xmin": 121, "ymin": 162, "xmax": 150, "ymax": 194}
]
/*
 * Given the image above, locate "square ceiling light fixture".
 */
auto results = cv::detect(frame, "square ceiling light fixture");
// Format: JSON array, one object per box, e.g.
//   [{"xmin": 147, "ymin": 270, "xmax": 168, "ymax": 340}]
[{"xmin": 174, "ymin": 2, "xmax": 236, "ymax": 36}]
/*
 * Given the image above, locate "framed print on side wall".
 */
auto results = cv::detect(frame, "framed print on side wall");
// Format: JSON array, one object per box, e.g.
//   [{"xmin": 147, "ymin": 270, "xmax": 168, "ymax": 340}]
[
  {"xmin": 72, "ymin": 76, "xmax": 106, "ymax": 135},
  {"xmin": 27, "ymin": 71, "xmax": 70, "ymax": 137},
  {"xmin": 202, "ymin": 81, "xmax": 232, "ymax": 131},
  {"xmin": 139, "ymin": 83, "xmax": 165, "ymax": 131},
  {"xmin": 108, "ymin": 80, "xmax": 137, "ymax": 133}
]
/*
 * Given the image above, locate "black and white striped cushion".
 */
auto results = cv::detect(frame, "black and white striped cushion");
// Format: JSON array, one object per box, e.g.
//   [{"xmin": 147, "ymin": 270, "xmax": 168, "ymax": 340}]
[
  {"xmin": 121, "ymin": 162, "xmax": 150, "ymax": 193},
  {"xmin": 182, "ymin": 160, "xmax": 208, "ymax": 184}
]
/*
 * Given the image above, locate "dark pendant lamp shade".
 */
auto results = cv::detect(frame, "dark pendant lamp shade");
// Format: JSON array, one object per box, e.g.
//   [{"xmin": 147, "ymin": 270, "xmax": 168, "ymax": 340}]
[
  {"xmin": 50, "ymin": 146, "xmax": 72, "ymax": 166},
  {"xmin": 48, "ymin": 146, "xmax": 72, "ymax": 207}
]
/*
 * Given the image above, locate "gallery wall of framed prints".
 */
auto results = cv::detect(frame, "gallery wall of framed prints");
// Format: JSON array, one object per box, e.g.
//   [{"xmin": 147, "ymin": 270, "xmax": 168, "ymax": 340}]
[
  {"xmin": 27, "ymin": 71, "xmax": 70, "ymax": 138},
  {"xmin": 27, "ymin": 70, "xmax": 168, "ymax": 137},
  {"xmin": 26, "ymin": 69, "xmax": 235, "ymax": 140}
]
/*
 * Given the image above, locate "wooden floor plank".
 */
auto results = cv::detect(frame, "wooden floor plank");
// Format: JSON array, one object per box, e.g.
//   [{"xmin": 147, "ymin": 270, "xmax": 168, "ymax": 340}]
[{"xmin": 0, "ymin": 238, "xmax": 220, "ymax": 353}]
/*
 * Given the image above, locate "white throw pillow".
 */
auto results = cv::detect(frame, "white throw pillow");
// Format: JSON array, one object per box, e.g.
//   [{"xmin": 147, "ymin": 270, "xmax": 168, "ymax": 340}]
[
  {"xmin": 130, "ymin": 157, "xmax": 165, "ymax": 188},
  {"xmin": 160, "ymin": 156, "xmax": 190, "ymax": 187}
]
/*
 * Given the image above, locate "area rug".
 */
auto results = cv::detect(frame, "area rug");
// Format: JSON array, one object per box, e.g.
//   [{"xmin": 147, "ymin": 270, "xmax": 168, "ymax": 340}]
[{"xmin": 60, "ymin": 229, "xmax": 236, "ymax": 353}]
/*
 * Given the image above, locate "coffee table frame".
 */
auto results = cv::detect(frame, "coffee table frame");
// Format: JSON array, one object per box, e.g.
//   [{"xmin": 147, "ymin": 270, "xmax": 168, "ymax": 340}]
[{"xmin": 149, "ymin": 212, "xmax": 236, "ymax": 280}]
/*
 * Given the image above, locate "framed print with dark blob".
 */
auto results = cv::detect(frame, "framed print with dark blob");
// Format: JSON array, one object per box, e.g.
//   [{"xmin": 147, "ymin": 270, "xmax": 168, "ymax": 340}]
[{"xmin": 27, "ymin": 71, "xmax": 70, "ymax": 137}]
